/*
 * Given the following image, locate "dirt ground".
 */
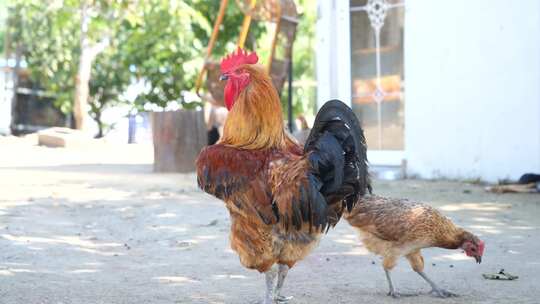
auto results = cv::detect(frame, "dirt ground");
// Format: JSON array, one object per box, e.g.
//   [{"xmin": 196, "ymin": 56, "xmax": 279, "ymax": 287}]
[{"xmin": 1, "ymin": 136, "xmax": 539, "ymax": 304}]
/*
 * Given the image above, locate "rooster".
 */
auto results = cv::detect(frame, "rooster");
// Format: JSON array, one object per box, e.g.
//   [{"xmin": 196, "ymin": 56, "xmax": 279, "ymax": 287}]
[
  {"xmin": 196, "ymin": 48, "xmax": 370, "ymax": 303},
  {"xmin": 345, "ymin": 195, "xmax": 485, "ymax": 298}
]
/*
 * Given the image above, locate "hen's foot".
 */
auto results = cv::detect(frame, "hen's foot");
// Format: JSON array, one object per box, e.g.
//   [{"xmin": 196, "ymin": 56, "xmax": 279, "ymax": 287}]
[
  {"xmin": 387, "ymin": 291, "xmax": 421, "ymax": 298},
  {"xmin": 429, "ymin": 288, "xmax": 458, "ymax": 298},
  {"xmin": 387, "ymin": 290, "xmax": 401, "ymax": 299}
]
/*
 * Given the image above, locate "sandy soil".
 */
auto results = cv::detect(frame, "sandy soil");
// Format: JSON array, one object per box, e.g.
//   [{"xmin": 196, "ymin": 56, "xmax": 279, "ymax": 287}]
[{"xmin": 1, "ymin": 136, "xmax": 539, "ymax": 304}]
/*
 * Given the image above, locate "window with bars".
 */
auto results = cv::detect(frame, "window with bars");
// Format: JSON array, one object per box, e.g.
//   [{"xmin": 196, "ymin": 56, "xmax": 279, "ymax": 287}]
[{"xmin": 350, "ymin": 0, "xmax": 405, "ymax": 150}]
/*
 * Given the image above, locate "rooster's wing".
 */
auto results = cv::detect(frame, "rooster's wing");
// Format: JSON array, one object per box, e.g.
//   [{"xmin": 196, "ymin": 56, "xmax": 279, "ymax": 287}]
[{"xmin": 196, "ymin": 145, "xmax": 278, "ymax": 225}]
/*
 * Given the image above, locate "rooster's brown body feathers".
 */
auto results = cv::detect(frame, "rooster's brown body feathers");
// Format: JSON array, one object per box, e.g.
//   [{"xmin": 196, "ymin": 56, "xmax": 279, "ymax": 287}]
[{"xmin": 197, "ymin": 144, "xmax": 326, "ymax": 271}]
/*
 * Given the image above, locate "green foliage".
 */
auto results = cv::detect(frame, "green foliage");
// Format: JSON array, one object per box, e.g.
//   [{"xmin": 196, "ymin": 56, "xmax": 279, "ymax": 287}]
[
  {"xmin": 88, "ymin": 45, "xmax": 131, "ymax": 137},
  {"xmin": 7, "ymin": 0, "xmax": 315, "ymax": 135},
  {"xmin": 121, "ymin": 0, "xmax": 266, "ymax": 110},
  {"xmin": 281, "ymin": 0, "xmax": 317, "ymax": 122},
  {"xmin": 187, "ymin": 0, "xmax": 266, "ymax": 58},
  {"xmin": 0, "ymin": 2, "xmax": 6, "ymax": 54},
  {"xmin": 293, "ymin": 0, "xmax": 317, "ymax": 115},
  {"xmin": 7, "ymin": 1, "xmax": 133, "ymax": 109},
  {"xmin": 121, "ymin": 0, "xmax": 210, "ymax": 110},
  {"xmin": 8, "ymin": 1, "xmax": 81, "ymax": 113},
  {"xmin": 7, "ymin": 0, "xmax": 137, "ymax": 136}
]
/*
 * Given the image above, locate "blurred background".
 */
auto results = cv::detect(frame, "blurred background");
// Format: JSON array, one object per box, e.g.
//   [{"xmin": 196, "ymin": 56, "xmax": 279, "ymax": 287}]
[
  {"xmin": 1, "ymin": 0, "xmax": 539, "ymax": 182},
  {"xmin": 1, "ymin": 0, "xmax": 319, "ymax": 171}
]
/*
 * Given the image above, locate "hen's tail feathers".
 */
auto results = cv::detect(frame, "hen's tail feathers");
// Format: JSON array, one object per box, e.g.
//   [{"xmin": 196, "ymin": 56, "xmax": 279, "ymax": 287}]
[{"xmin": 304, "ymin": 100, "xmax": 371, "ymax": 218}]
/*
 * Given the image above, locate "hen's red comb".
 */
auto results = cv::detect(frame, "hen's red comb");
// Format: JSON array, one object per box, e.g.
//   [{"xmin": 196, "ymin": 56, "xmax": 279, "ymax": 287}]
[
  {"xmin": 220, "ymin": 47, "xmax": 259, "ymax": 74},
  {"xmin": 478, "ymin": 240, "xmax": 485, "ymax": 256}
]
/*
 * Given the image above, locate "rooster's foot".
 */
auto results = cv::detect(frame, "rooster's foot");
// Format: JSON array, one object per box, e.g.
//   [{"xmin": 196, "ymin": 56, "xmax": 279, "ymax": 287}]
[
  {"xmin": 260, "ymin": 298, "xmax": 273, "ymax": 304},
  {"xmin": 429, "ymin": 288, "xmax": 457, "ymax": 298},
  {"xmin": 275, "ymin": 295, "xmax": 293, "ymax": 303}
]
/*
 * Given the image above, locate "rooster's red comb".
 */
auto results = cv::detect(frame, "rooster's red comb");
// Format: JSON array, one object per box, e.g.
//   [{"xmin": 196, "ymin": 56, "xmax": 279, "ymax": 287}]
[{"xmin": 220, "ymin": 47, "xmax": 259, "ymax": 74}]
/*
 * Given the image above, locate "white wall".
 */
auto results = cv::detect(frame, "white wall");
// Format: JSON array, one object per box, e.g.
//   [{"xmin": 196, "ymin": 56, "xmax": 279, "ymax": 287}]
[{"xmin": 405, "ymin": 0, "xmax": 540, "ymax": 182}]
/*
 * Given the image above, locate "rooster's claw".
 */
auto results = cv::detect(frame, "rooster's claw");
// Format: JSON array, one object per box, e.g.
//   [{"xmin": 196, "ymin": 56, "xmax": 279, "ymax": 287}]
[{"xmin": 275, "ymin": 295, "xmax": 293, "ymax": 303}]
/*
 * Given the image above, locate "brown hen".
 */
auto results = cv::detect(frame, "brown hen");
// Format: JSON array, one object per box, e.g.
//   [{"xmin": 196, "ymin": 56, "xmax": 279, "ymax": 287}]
[{"xmin": 345, "ymin": 195, "xmax": 485, "ymax": 298}]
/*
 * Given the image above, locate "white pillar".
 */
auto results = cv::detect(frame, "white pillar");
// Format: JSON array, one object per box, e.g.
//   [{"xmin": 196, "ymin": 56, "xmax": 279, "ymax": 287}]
[{"xmin": 316, "ymin": 0, "xmax": 351, "ymax": 109}]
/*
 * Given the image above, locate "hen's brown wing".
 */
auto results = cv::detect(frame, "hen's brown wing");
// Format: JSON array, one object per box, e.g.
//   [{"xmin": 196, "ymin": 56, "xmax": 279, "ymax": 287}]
[{"xmin": 346, "ymin": 195, "xmax": 440, "ymax": 242}]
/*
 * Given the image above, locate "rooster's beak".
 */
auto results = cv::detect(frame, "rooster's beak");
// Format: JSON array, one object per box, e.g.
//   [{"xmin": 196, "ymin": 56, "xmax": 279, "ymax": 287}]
[
  {"xmin": 475, "ymin": 256, "xmax": 482, "ymax": 264},
  {"xmin": 219, "ymin": 74, "xmax": 228, "ymax": 81}
]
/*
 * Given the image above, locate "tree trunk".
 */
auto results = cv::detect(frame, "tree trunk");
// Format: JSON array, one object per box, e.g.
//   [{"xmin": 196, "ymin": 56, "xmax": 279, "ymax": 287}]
[
  {"xmin": 9, "ymin": 44, "xmax": 22, "ymax": 134},
  {"xmin": 74, "ymin": 48, "xmax": 92, "ymax": 130},
  {"xmin": 73, "ymin": 2, "xmax": 91, "ymax": 130},
  {"xmin": 73, "ymin": 2, "xmax": 109, "ymax": 130},
  {"xmin": 94, "ymin": 111, "xmax": 103, "ymax": 138},
  {"xmin": 151, "ymin": 110, "xmax": 207, "ymax": 173}
]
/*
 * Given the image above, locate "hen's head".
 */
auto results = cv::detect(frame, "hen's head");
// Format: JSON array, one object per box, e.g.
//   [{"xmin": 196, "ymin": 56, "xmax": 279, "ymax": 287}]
[
  {"xmin": 461, "ymin": 233, "xmax": 485, "ymax": 263},
  {"xmin": 220, "ymin": 48, "xmax": 260, "ymax": 111}
]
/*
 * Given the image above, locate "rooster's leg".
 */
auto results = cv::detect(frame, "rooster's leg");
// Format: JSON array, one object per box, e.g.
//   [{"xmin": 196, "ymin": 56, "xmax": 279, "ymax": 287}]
[
  {"xmin": 384, "ymin": 269, "xmax": 400, "ymax": 298},
  {"xmin": 274, "ymin": 264, "xmax": 293, "ymax": 303},
  {"xmin": 416, "ymin": 271, "xmax": 457, "ymax": 298},
  {"xmin": 262, "ymin": 265, "xmax": 278, "ymax": 304}
]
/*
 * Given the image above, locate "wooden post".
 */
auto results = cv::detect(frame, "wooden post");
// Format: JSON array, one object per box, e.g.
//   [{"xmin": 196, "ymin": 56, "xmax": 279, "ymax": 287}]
[
  {"xmin": 151, "ymin": 110, "xmax": 206, "ymax": 173},
  {"xmin": 287, "ymin": 57, "xmax": 293, "ymax": 132}
]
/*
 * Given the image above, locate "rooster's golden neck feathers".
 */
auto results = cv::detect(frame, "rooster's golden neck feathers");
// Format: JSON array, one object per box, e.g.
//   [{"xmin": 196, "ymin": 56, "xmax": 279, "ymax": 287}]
[{"xmin": 220, "ymin": 62, "xmax": 297, "ymax": 150}]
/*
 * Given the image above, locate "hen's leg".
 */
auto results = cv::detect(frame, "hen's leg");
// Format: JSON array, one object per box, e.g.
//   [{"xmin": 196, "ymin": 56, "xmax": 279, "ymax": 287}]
[
  {"xmin": 383, "ymin": 256, "xmax": 400, "ymax": 298},
  {"xmin": 384, "ymin": 269, "xmax": 400, "ymax": 298},
  {"xmin": 406, "ymin": 250, "xmax": 457, "ymax": 298},
  {"xmin": 275, "ymin": 264, "xmax": 293, "ymax": 303},
  {"xmin": 416, "ymin": 271, "xmax": 458, "ymax": 298},
  {"xmin": 262, "ymin": 265, "xmax": 278, "ymax": 304}
]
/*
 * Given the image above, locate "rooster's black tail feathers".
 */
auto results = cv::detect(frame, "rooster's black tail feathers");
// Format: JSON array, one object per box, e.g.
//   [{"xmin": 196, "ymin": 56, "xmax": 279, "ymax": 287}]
[{"xmin": 304, "ymin": 100, "xmax": 371, "ymax": 219}]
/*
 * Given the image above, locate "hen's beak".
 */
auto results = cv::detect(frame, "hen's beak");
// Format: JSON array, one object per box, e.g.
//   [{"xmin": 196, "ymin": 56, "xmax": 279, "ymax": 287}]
[
  {"xmin": 475, "ymin": 255, "xmax": 482, "ymax": 264},
  {"xmin": 219, "ymin": 74, "xmax": 228, "ymax": 81}
]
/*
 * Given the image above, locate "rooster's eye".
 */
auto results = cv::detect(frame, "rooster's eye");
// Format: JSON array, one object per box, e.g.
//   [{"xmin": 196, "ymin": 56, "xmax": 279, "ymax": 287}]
[{"xmin": 219, "ymin": 74, "xmax": 229, "ymax": 81}]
